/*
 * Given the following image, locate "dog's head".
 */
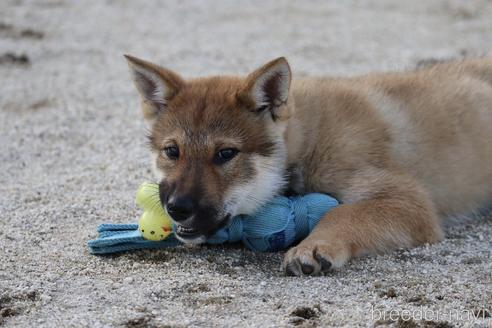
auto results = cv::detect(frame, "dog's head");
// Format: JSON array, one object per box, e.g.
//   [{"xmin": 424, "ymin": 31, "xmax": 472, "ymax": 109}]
[{"xmin": 125, "ymin": 55, "xmax": 292, "ymax": 243}]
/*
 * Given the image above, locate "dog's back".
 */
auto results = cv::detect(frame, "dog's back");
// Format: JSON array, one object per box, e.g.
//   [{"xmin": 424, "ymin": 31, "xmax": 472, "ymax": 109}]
[
  {"xmin": 289, "ymin": 59, "xmax": 492, "ymax": 217},
  {"xmin": 375, "ymin": 60, "xmax": 492, "ymax": 216}
]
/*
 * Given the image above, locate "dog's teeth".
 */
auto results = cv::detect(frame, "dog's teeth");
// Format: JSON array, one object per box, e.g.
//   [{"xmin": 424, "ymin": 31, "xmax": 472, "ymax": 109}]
[{"xmin": 177, "ymin": 226, "xmax": 194, "ymax": 233}]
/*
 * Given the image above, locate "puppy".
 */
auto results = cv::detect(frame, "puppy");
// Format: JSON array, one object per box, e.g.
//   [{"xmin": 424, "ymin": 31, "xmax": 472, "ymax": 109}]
[{"xmin": 125, "ymin": 55, "xmax": 492, "ymax": 276}]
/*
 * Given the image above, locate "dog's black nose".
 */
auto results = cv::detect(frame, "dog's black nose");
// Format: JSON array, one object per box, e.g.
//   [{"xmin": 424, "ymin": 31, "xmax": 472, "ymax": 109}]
[{"xmin": 166, "ymin": 196, "xmax": 194, "ymax": 222}]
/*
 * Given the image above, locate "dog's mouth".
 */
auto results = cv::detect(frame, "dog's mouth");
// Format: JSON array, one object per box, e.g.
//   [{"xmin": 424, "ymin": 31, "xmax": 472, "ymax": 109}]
[
  {"xmin": 175, "ymin": 214, "xmax": 231, "ymax": 243},
  {"xmin": 175, "ymin": 225, "xmax": 199, "ymax": 236}
]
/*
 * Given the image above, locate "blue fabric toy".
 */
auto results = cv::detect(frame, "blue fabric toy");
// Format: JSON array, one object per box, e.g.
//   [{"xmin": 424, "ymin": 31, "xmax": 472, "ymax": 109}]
[{"xmin": 87, "ymin": 183, "xmax": 339, "ymax": 254}]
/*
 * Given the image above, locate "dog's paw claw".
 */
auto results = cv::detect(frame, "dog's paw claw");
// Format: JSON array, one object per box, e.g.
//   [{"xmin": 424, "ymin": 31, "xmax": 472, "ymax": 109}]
[
  {"xmin": 315, "ymin": 252, "xmax": 332, "ymax": 272},
  {"xmin": 283, "ymin": 241, "xmax": 344, "ymax": 276},
  {"xmin": 285, "ymin": 262, "xmax": 300, "ymax": 276},
  {"xmin": 300, "ymin": 263, "xmax": 315, "ymax": 275}
]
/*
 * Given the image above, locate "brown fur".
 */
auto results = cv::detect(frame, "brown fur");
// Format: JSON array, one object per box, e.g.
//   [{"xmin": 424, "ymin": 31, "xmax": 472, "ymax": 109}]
[{"xmin": 125, "ymin": 55, "xmax": 492, "ymax": 275}]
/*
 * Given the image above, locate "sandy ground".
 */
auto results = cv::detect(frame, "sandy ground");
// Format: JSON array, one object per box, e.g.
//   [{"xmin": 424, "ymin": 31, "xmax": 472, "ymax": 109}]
[{"xmin": 1, "ymin": 0, "xmax": 491, "ymax": 327}]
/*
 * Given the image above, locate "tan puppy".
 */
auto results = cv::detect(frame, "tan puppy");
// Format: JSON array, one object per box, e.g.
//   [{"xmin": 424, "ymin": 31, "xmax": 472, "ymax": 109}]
[{"xmin": 125, "ymin": 55, "xmax": 492, "ymax": 276}]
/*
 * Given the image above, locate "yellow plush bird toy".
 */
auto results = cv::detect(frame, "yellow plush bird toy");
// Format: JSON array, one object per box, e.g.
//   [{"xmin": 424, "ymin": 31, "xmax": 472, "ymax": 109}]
[{"xmin": 135, "ymin": 182, "xmax": 173, "ymax": 241}]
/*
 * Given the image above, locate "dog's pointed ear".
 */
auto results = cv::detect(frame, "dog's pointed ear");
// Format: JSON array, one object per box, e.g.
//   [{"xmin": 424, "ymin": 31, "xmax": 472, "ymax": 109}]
[
  {"xmin": 238, "ymin": 57, "xmax": 292, "ymax": 120},
  {"xmin": 124, "ymin": 54, "xmax": 185, "ymax": 121}
]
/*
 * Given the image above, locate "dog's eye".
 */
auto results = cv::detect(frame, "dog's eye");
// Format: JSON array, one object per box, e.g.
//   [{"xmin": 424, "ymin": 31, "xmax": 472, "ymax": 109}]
[
  {"xmin": 214, "ymin": 148, "xmax": 239, "ymax": 165},
  {"xmin": 163, "ymin": 146, "xmax": 179, "ymax": 160}
]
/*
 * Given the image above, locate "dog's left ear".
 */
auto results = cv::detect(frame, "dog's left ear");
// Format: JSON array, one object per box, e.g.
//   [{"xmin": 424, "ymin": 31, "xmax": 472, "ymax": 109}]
[{"xmin": 239, "ymin": 57, "xmax": 292, "ymax": 120}]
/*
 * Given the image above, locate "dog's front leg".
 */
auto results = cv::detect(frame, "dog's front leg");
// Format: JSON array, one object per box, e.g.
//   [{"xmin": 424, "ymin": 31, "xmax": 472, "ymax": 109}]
[{"xmin": 283, "ymin": 169, "xmax": 444, "ymax": 276}]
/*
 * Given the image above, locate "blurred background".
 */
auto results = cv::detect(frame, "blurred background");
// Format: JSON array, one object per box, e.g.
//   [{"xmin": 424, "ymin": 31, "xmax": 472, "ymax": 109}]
[{"xmin": 1, "ymin": 1, "xmax": 491, "ymax": 327}]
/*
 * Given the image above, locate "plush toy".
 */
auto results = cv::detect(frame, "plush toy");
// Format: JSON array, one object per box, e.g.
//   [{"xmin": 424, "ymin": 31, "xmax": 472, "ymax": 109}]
[
  {"xmin": 87, "ymin": 182, "xmax": 339, "ymax": 254},
  {"xmin": 135, "ymin": 183, "xmax": 173, "ymax": 241}
]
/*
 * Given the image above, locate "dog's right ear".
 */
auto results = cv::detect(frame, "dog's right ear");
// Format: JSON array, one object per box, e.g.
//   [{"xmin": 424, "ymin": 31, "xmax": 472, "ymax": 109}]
[{"xmin": 124, "ymin": 54, "xmax": 185, "ymax": 121}]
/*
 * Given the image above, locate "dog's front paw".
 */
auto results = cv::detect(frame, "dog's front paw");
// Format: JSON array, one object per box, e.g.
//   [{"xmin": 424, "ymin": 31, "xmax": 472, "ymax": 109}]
[{"xmin": 282, "ymin": 239, "xmax": 349, "ymax": 276}]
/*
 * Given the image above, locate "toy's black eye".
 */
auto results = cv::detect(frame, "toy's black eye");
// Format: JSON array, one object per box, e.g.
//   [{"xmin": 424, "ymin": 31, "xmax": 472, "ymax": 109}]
[
  {"xmin": 214, "ymin": 148, "xmax": 239, "ymax": 165},
  {"xmin": 163, "ymin": 146, "xmax": 179, "ymax": 160}
]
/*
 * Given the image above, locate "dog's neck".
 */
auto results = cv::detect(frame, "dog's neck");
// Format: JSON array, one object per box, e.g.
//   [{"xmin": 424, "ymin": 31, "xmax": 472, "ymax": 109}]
[{"xmin": 282, "ymin": 97, "xmax": 308, "ymax": 194}]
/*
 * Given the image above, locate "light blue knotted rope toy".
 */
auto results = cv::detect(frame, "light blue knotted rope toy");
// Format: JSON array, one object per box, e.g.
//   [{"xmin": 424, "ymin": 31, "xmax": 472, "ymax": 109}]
[{"xmin": 87, "ymin": 182, "xmax": 339, "ymax": 254}]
